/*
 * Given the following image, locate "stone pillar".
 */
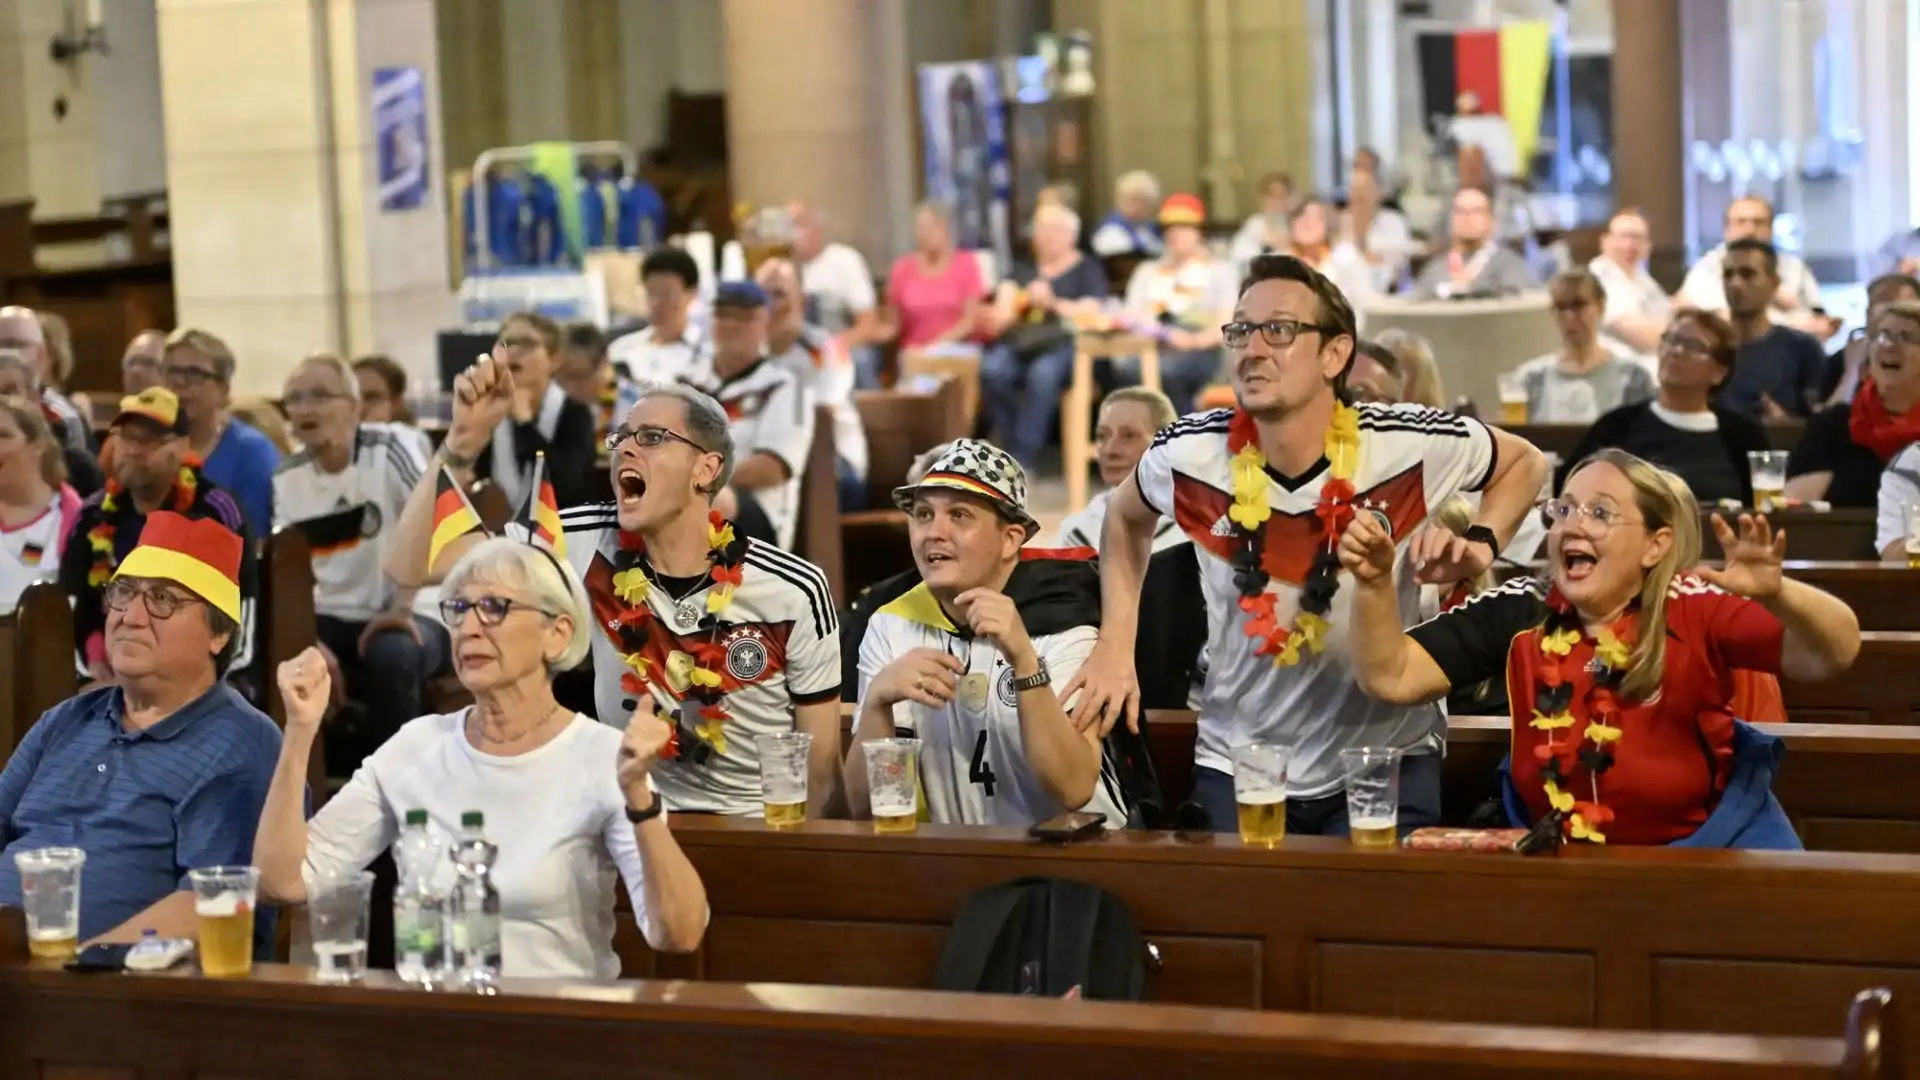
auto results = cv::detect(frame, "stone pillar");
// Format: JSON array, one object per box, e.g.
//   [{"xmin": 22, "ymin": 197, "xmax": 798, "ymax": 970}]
[
  {"xmin": 157, "ymin": 0, "xmax": 452, "ymax": 398},
  {"xmin": 0, "ymin": 0, "xmax": 104, "ymax": 217},
  {"xmin": 1611, "ymin": 0, "xmax": 1689, "ymax": 285},
  {"xmin": 720, "ymin": 0, "xmax": 913, "ymax": 268}
]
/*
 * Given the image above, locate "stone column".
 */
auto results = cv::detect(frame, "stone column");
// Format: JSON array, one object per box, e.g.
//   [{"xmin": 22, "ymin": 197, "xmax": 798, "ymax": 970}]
[
  {"xmin": 1611, "ymin": 0, "xmax": 1689, "ymax": 285},
  {"xmin": 157, "ymin": 0, "xmax": 452, "ymax": 398}
]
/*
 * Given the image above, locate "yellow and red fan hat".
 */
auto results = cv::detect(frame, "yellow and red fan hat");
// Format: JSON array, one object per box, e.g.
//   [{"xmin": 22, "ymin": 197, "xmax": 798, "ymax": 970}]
[
  {"xmin": 1157, "ymin": 193, "xmax": 1207, "ymax": 228},
  {"xmin": 111, "ymin": 511, "xmax": 243, "ymax": 622},
  {"xmin": 111, "ymin": 386, "xmax": 190, "ymax": 437}
]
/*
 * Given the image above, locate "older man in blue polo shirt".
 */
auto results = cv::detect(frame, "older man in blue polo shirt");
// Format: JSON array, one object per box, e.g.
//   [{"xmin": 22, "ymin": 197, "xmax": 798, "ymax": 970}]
[{"xmin": 0, "ymin": 511, "xmax": 280, "ymax": 951}]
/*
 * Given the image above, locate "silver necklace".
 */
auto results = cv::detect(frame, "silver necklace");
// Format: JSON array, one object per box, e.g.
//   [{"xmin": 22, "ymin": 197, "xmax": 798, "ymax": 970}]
[{"xmin": 658, "ymin": 568, "xmax": 709, "ymax": 630}]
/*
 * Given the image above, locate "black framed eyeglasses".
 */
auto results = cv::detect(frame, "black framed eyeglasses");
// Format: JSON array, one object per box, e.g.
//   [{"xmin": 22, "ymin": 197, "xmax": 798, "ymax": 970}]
[
  {"xmin": 439, "ymin": 595, "xmax": 556, "ymax": 627},
  {"xmin": 103, "ymin": 579, "xmax": 202, "ymax": 619},
  {"xmin": 605, "ymin": 424, "xmax": 709, "ymax": 454},
  {"xmin": 160, "ymin": 366, "xmax": 221, "ymax": 388},
  {"xmin": 282, "ymin": 389, "xmax": 349, "ymax": 409},
  {"xmin": 1221, "ymin": 319, "xmax": 1343, "ymax": 350}
]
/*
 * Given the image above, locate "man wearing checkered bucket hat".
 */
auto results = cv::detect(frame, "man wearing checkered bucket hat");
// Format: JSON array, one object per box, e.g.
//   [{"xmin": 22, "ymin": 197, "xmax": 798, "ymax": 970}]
[{"xmin": 845, "ymin": 439, "xmax": 1131, "ymax": 829}]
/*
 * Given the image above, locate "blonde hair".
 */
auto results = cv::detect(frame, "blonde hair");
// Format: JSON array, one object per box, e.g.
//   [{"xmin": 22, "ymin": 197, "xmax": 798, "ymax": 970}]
[
  {"xmin": 36, "ymin": 311, "xmax": 73, "ymax": 385},
  {"xmin": 231, "ymin": 397, "xmax": 293, "ymax": 455},
  {"xmin": 1563, "ymin": 449, "xmax": 1701, "ymax": 702},
  {"xmin": 1432, "ymin": 496, "xmax": 1494, "ymax": 596},
  {"xmin": 0, "ymin": 393, "xmax": 65, "ymax": 487},
  {"xmin": 164, "ymin": 327, "xmax": 237, "ymax": 382},
  {"xmin": 1100, "ymin": 386, "xmax": 1177, "ymax": 431},
  {"xmin": 1115, "ymin": 170, "xmax": 1161, "ymax": 204},
  {"xmin": 1373, "ymin": 329, "xmax": 1444, "ymax": 408}
]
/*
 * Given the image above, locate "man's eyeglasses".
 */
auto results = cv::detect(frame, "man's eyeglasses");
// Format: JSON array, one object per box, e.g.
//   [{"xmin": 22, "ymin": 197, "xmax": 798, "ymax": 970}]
[
  {"xmin": 1873, "ymin": 327, "xmax": 1920, "ymax": 349},
  {"xmin": 103, "ymin": 579, "xmax": 202, "ymax": 619},
  {"xmin": 283, "ymin": 389, "xmax": 349, "ymax": 408},
  {"xmin": 161, "ymin": 366, "xmax": 221, "ymax": 388},
  {"xmin": 1659, "ymin": 333, "xmax": 1713, "ymax": 358},
  {"xmin": 1538, "ymin": 498, "xmax": 1645, "ymax": 538},
  {"xmin": 495, "ymin": 334, "xmax": 542, "ymax": 353},
  {"xmin": 1221, "ymin": 319, "xmax": 1344, "ymax": 350},
  {"xmin": 605, "ymin": 425, "xmax": 708, "ymax": 454},
  {"xmin": 439, "ymin": 595, "xmax": 555, "ymax": 627}
]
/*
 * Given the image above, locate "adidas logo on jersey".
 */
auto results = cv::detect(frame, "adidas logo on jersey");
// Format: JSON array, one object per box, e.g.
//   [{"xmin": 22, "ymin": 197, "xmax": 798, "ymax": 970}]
[{"xmin": 1211, "ymin": 515, "xmax": 1234, "ymax": 537}]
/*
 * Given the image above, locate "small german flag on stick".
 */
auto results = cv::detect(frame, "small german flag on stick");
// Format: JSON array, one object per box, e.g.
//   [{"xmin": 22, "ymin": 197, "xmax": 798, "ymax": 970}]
[
  {"xmin": 428, "ymin": 465, "xmax": 487, "ymax": 574},
  {"xmin": 515, "ymin": 452, "xmax": 567, "ymax": 560}
]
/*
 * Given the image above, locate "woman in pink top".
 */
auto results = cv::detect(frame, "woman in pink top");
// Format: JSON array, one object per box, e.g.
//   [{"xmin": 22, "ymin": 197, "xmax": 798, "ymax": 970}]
[{"xmin": 882, "ymin": 202, "xmax": 985, "ymax": 351}]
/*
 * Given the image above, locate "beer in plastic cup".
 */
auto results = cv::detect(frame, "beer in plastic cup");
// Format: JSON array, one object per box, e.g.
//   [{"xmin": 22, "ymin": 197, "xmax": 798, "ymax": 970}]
[
  {"xmin": 863, "ymin": 738, "xmax": 922, "ymax": 835},
  {"xmin": 189, "ymin": 865, "xmax": 259, "ymax": 978},
  {"xmin": 1747, "ymin": 450, "xmax": 1789, "ymax": 513},
  {"xmin": 756, "ymin": 731, "xmax": 813, "ymax": 829},
  {"xmin": 13, "ymin": 847, "xmax": 85, "ymax": 962},
  {"xmin": 1341, "ymin": 747, "xmax": 1404, "ymax": 850},
  {"xmin": 1232, "ymin": 742, "xmax": 1290, "ymax": 848}
]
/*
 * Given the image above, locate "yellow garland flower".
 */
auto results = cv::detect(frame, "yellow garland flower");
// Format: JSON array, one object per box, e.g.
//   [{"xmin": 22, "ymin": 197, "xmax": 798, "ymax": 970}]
[
  {"xmin": 1529, "ymin": 710, "xmax": 1574, "ymax": 730},
  {"xmin": 1326, "ymin": 401, "xmax": 1361, "ymax": 476},
  {"xmin": 1294, "ymin": 612, "xmax": 1330, "ymax": 655},
  {"xmin": 706, "ymin": 584, "xmax": 737, "ymax": 613},
  {"xmin": 1274, "ymin": 633, "xmax": 1304, "ymax": 668},
  {"xmin": 1541, "ymin": 627, "xmax": 1581, "ymax": 657},
  {"xmin": 689, "ymin": 665, "xmax": 723, "ymax": 689},
  {"xmin": 612, "ymin": 568, "xmax": 651, "ymax": 605},
  {"xmin": 620, "ymin": 652, "xmax": 651, "ymax": 677},
  {"xmin": 1594, "ymin": 629, "xmax": 1630, "ymax": 669},
  {"xmin": 1568, "ymin": 813, "xmax": 1607, "ymax": 844},
  {"xmin": 708, "ymin": 519, "xmax": 736, "ymax": 550},
  {"xmin": 1543, "ymin": 778, "xmax": 1575, "ymax": 813},
  {"xmin": 694, "ymin": 717, "xmax": 729, "ymax": 755},
  {"xmin": 1227, "ymin": 444, "xmax": 1271, "ymax": 530},
  {"xmin": 1585, "ymin": 721, "xmax": 1623, "ymax": 744}
]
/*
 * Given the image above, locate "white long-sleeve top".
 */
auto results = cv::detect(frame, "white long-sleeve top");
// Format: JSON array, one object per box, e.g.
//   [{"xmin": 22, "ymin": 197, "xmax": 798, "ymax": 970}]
[{"xmin": 301, "ymin": 710, "xmax": 667, "ymax": 978}]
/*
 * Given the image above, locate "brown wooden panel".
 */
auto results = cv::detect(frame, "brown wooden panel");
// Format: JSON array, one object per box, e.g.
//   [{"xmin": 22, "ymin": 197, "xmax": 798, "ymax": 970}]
[
  {"xmin": 1314, "ymin": 943, "xmax": 1596, "ymax": 1028},
  {"xmin": 1781, "ymin": 564, "xmax": 1920, "ymax": 632},
  {"xmin": 39, "ymin": 1067, "xmax": 139, "ymax": 1080},
  {"xmin": 703, "ymin": 916, "xmax": 947, "ymax": 989},
  {"xmin": 1799, "ymin": 819, "xmax": 1920, "ymax": 855},
  {"xmin": 1652, "ymin": 958, "xmax": 1920, "ymax": 1041},
  {"xmin": 1146, "ymin": 934, "xmax": 1264, "ymax": 1009}
]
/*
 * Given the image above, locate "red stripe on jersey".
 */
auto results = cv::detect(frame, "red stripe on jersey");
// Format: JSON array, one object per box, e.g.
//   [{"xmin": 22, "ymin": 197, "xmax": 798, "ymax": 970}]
[{"xmin": 1171, "ymin": 463, "xmax": 1429, "ymax": 586}]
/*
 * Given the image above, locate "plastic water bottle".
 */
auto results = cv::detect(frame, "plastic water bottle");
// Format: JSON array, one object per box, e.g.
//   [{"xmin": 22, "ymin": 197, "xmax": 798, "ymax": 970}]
[
  {"xmin": 392, "ymin": 809, "xmax": 448, "ymax": 987},
  {"xmin": 448, "ymin": 811, "xmax": 502, "ymax": 989}
]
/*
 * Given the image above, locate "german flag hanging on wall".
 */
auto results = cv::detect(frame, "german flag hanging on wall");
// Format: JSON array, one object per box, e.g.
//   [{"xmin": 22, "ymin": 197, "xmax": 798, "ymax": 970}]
[
  {"xmin": 428, "ymin": 466, "xmax": 487, "ymax": 574},
  {"xmin": 1415, "ymin": 21, "xmax": 1555, "ymax": 169}
]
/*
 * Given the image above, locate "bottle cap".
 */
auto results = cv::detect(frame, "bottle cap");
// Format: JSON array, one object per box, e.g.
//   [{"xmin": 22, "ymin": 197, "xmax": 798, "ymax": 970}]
[
  {"xmin": 405, "ymin": 809, "xmax": 428, "ymax": 826},
  {"xmin": 461, "ymin": 811, "xmax": 484, "ymax": 828}
]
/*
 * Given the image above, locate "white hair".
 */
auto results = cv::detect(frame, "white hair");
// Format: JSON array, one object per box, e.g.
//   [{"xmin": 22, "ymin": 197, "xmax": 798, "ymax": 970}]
[
  {"xmin": 441, "ymin": 537, "xmax": 592, "ymax": 672},
  {"xmin": 1033, "ymin": 202, "xmax": 1082, "ymax": 240},
  {"xmin": 1115, "ymin": 170, "xmax": 1161, "ymax": 204},
  {"xmin": 295, "ymin": 353, "xmax": 361, "ymax": 403}
]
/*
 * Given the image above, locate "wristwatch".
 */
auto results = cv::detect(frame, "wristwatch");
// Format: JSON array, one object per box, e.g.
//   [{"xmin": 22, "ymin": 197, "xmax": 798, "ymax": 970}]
[
  {"xmin": 1010, "ymin": 658, "xmax": 1052, "ymax": 693},
  {"xmin": 1463, "ymin": 524, "xmax": 1502, "ymax": 560},
  {"xmin": 438, "ymin": 444, "xmax": 479, "ymax": 471},
  {"xmin": 625, "ymin": 796, "xmax": 665, "ymax": 824}
]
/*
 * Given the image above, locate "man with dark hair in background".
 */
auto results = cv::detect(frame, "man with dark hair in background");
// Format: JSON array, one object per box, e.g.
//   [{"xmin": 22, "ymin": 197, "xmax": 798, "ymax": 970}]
[{"xmin": 1717, "ymin": 238, "xmax": 1827, "ymax": 420}]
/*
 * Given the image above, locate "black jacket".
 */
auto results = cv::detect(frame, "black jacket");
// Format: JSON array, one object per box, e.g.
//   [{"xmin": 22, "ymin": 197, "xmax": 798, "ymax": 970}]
[
  {"xmin": 473, "ymin": 392, "xmax": 603, "ymax": 509},
  {"xmin": 1559, "ymin": 401, "xmax": 1772, "ymax": 505}
]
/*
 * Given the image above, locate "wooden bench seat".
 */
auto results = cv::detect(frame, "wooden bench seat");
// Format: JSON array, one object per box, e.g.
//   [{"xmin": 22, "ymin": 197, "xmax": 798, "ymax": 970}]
[{"xmin": 0, "ymin": 580, "xmax": 77, "ymax": 756}]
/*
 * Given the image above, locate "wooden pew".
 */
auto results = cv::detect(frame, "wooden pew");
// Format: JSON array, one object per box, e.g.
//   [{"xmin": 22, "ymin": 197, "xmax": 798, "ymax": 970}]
[
  {"xmin": 258, "ymin": 528, "xmax": 326, "ymax": 808},
  {"xmin": 843, "ymin": 380, "xmax": 969, "ymax": 598},
  {"xmin": 1781, "ymin": 632, "xmax": 1920, "ymax": 726},
  {"xmin": 0, "ymin": 581, "xmax": 77, "ymax": 758},
  {"xmin": 0, "ymin": 911, "xmax": 1892, "ymax": 1080},
  {"xmin": 625, "ymin": 818, "xmax": 1920, "ymax": 1075},
  {"xmin": 791, "ymin": 404, "xmax": 844, "ymax": 602},
  {"xmin": 1704, "ymin": 508, "xmax": 1878, "ymax": 562},
  {"xmin": 1778, "ymin": 563, "xmax": 1920, "ymax": 631},
  {"xmin": 1509, "ymin": 421, "xmax": 1804, "ymax": 462}
]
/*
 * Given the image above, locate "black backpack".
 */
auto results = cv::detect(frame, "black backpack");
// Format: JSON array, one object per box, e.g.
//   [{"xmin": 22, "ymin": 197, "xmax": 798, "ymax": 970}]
[{"xmin": 932, "ymin": 876, "xmax": 1149, "ymax": 1001}]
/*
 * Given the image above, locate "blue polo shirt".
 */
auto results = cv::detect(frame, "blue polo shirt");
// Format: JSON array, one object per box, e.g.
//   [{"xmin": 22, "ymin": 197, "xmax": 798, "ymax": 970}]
[{"xmin": 0, "ymin": 682, "xmax": 281, "ymax": 951}]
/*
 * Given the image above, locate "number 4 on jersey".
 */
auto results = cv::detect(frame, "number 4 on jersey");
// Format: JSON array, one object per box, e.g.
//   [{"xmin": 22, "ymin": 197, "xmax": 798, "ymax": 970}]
[{"xmin": 969, "ymin": 730, "xmax": 997, "ymax": 796}]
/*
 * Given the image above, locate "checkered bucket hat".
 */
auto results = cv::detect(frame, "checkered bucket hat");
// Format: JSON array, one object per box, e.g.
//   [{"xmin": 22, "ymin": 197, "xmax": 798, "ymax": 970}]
[{"xmin": 890, "ymin": 439, "xmax": 1039, "ymax": 538}]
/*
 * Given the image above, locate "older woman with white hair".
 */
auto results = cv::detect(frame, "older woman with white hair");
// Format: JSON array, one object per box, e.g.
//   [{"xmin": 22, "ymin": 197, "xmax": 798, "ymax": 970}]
[
  {"xmin": 979, "ymin": 202, "xmax": 1111, "ymax": 467},
  {"xmin": 1091, "ymin": 170, "xmax": 1165, "ymax": 258},
  {"xmin": 255, "ymin": 536, "xmax": 709, "ymax": 975}
]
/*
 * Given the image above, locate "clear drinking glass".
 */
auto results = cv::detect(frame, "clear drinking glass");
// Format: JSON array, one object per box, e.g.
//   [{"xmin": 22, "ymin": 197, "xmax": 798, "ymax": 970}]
[
  {"xmin": 1496, "ymin": 372, "xmax": 1529, "ymax": 425},
  {"xmin": 1341, "ymin": 747, "xmax": 1404, "ymax": 850},
  {"xmin": 1748, "ymin": 450, "xmax": 1789, "ymax": 512},
  {"xmin": 755, "ymin": 731, "xmax": 813, "ymax": 829},
  {"xmin": 863, "ymin": 738, "xmax": 922, "ymax": 835},
  {"xmin": 13, "ymin": 847, "xmax": 85, "ymax": 962},
  {"xmin": 1232, "ymin": 742, "xmax": 1290, "ymax": 848},
  {"xmin": 188, "ymin": 865, "xmax": 259, "ymax": 978},
  {"xmin": 308, "ymin": 869, "xmax": 375, "ymax": 983}
]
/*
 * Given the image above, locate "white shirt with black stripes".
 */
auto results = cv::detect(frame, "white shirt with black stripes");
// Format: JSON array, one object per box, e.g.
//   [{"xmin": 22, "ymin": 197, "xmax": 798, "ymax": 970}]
[{"xmin": 273, "ymin": 424, "xmax": 426, "ymax": 623}]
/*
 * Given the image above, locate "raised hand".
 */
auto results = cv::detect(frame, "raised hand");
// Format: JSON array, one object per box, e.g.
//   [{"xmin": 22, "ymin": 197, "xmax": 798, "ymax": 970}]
[
  {"xmin": 276, "ymin": 645, "xmax": 332, "ymax": 735},
  {"xmin": 1060, "ymin": 636, "xmax": 1139, "ymax": 736},
  {"xmin": 1409, "ymin": 521, "xmax": 1491, "ymax": 586},
  {"xmin": 952, "ymin": 588, "xmax": 1033, "ymax": 667},
  {"xmin": 618, "ymin": 698, "xmax": 674, "ymax": 809},
  {"xmin": 1698, "ymin": 512, "xmax": 1786, "ymax": 599},
  {"xmin": 445, "ymin": 355, "xmax": 517, "ymax": 461},
  {"xmin": 1339, "ymin": 512, "xmax": 1398, "ymax": 585}
]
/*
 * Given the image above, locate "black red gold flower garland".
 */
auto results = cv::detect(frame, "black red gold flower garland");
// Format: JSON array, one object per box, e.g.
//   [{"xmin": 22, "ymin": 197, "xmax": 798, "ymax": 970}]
[
  {"xmin": 1228, "ymin": 403, "xmax": 1361, "ymax": 665},
  {"xmin": 86, "ymin": 461, "xmax": 201, "ymax": 588},
  {"xmin": 1529, "ymin": 602, "xmax": 1632, "ymax": 844},
  {"xmin": 604, "ymin": 510, "xmax": 748, "ymax": 764}
]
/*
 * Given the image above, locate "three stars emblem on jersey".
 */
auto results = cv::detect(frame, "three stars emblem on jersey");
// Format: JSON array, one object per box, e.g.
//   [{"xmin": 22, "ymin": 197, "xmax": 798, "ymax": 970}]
[{"xmin": 723, "ymin": 626, "xmax": 770, "ymax": 681}]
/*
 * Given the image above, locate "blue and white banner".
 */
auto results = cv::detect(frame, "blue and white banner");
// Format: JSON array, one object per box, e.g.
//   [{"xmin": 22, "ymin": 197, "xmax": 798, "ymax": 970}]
[
  {"xmin": 373, "ymin": 66, "xmax": 429, "ymax": 213},
  {"xmin": 917, "ymin": 61, "xmax": 1011, "ymax": 269}
]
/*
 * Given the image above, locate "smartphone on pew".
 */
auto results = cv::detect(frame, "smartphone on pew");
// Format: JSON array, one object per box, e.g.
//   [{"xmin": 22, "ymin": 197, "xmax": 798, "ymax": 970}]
[{"xmin": 1028, "ymin": 811, "xmax": 1107, "ymax": 843}]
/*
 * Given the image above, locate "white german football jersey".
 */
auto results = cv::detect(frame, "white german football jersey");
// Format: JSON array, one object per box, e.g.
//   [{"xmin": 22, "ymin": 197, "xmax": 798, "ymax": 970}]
[
  {"xmin": 1134, "ymin": 403, "xmax": 1496, "ymax": 798},
  {"xmin": 273, "ymin": 425, "xmax": 426, "ymax": 622},
  {"xmin": 558, "ymin": 503, "xmax": 841, "ymax": 815},
  {"xmin": 0, "ymin": 491, "xmax": 71, "ymax": 614},
  {"xmin": 857, "ymin": 584, "xmax": 1127, "ymax": 828},
  {"xmin": 677, "ymin": 352, "xmax": 816, "ymax": 550},
  {"xmin": 770, "ymin": 327, "xmax": 868, "ymax": 480}
]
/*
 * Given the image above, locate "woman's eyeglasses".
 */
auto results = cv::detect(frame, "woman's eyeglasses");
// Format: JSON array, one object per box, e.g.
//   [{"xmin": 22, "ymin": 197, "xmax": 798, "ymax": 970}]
[
  {"xmin": 439, "ymin": 595, "xmax": 555, "ymax": 627},
  {"xmin": 605, "ymin": 425, "xmax": 709, "ymax": 454},
  {"xmin": 1538, "ymin": 498, "xmax": 1644, "ymax": 538},
  {"xmin": 1221, "ymin": 318, "xmax": 1343, "ymax": 350},
  {"xmin": 1658, "ymin": 334, "xmax": 1712, "ymax": 358},
  {"xmin": 103, "ymin": 579, "xmax": 202, "ymax": 619}
]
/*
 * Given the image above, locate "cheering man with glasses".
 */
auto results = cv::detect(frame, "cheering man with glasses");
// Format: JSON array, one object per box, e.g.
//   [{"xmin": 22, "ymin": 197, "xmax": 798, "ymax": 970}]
[
  {"xmin": 158, "ymin": 328, "xmax": 279, "ymax": 538},
  {"xmin": 3, "ymin": 511, "xmax": 282, "ymax": 950},
  {"xmin": 386, "ymin": 362, "xmax": 841, "ymax": 818},
  {"xmin": 1065, "ymin": 254, "xmax": 1549, "ymax": 836}
]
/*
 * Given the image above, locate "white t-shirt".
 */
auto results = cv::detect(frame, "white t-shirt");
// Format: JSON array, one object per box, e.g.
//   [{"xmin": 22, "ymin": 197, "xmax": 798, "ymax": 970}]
[
  {"xmin": 678, "ymin": 352, "xmax": 816, "ymax": 550},
  {"xmin": 0, "ymin": 490, "xmax": 70, "ymax": 615},
  {"xmin": 1124, "ymin": 257, "xmax": 1237, "ymax": 332},
  {"xmin": 1054, "ymin": 488, "xmax": 1183, "ymax": 553},
  {"xmin": 555, "ymin": 504, "xmax": 842, "ymax": 814},
  {"xmin": 608, "ymin": 321, "xmax": 705, "ymax": 385},
  {"xmin": 1134, "ymin": 403, "xmax": 1496, "ymax": 796},
  {"xmin": 770, "ymin": 327, "xmax": 868, "ymax": 480},
  {"xmin": 273, "ymin": 424, "xmax": 426, "ymax": 622},
  {"xmin": 1588, "ymin": 255, "xmax": 1671, "ymax": 348},
  {"xmin": 1876, "ymin": 444, "xmax": 1920, "ymax": 555},
  {"xmin": 801, "ymin": 243, "xmax": 878, "ymax": 335},
  {"xmin": 300, "ymin": 711, "xmax": 675, "ymax": 978},
  {"xmin": 856, "ymin": 582, "xmax": 1127, "ymax": 828}
]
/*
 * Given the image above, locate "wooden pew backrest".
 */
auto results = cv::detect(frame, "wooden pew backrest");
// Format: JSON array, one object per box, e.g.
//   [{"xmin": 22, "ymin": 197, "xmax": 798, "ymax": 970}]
[{"xmin": 0, "ymin": 581, "xmax": 76, "ymax": 758}]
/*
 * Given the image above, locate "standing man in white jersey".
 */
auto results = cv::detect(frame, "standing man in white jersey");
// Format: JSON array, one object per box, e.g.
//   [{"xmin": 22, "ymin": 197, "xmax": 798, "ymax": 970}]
[
  {"xmin": 385, "ymin": 359, "xmax": 843, "ymax": 817},
  {"xmin": 849, "ymin": 440, "xmax": 1127, "ymax": 828},
  {"xmin": 1067, "ymin": 254, "xmax": 1550, "ymax": 835}
]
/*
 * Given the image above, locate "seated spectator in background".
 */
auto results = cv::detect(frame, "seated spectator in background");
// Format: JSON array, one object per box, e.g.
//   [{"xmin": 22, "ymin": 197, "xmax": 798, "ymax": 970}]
[
  {"xmin": 1409, "ymin": 188, "xmax": 1539, "ymax": 300},
  {"xmin": 37, "ymin": 310, "xmax": 80, "ymax": 415},
  {"xmin": 686, "ymin": 283, "xmax": 816, "ymax": 550},
  {"xmin": 469, "ymin": 311, "xmax": 601, "ymax": 510},
  {"xmin": 1228, "ymin": 170, "xmax": 1296, "ymax": 272},
  {"xmin": 791, "ymin": 201, "xmax": 883, "ymax": 388},
  {"xmin": 1678, "ymin": 196, "xmax": 1826, "ymax": 332},
  {"xmin": 879, "ymin": 201, "xmax": 984, "ymax": 353},
  {"xmin": 1513, "ymin": 269, "xmax": 1656, "ymax": 424},
  {"xmin": 1338, "ymin": 167, "xmax": 1414, "ymax": 294},
  {"xmin": 160, "ymin": 328, "xmax": 279, "ymax": 538},
  {"xmin": 0, "ymin": 348, "xmax": 103, "ymax": 496},
  {"xmin": 62, "ymin": 387, "xmax": 257, "ymax": 683},
  {"xmin": 1822, "ymin": 274, "xmax": 1920, "ymax": 405},
  {"xmin": 0, "ymin": 306, "xmax": 91, "ymax": 454},
  {"xmin": 1056, "ymin": 388, "xmax": 1181, "ymax": 552},
  {"xmin": 0, "ymin": 394, "xmax": 82, "ymax": 613},
  {"xmin": 849, "ymin": 440, "xmax": 1130, "ymax": 828},
  {"xmin": 1346, "ymin": 449, "xmax": 1856, "ymax": 849},
  {"xmin": 1123, "ymin": 194, "xmax": 1234, "ymax": 416},
  {"xmin": 758, "ymin": 257, "xmax": 870, "ymax": 510},
  {"xmin": 1876, "ymin": 440, "xmax": 1920, "ymax": 561},
  {"xmin": 1090, "ymin": 169, "xmax": 1165, "ymax": 259},
  {"xmin": 1283, "ymin": 198, "xmax": 1377, "ymax": 311},
  {"xmin": 1563, "ymin": 309, "xmax": 1769, "ymax": 506},
  {"xmin": 1589, "ymin": 208, "xmax": 1671, "ymax": 357},
  {"xmin": 255, "ymin": 543, "xmax": 708, "ymax": 976},
  {"xmin": 1716, "ymin": 239, "xmax": 1826, "ymax": 420},
  {"xmin": 555, "ymin": 322, "xmax": 632, "ymax": 450},
  {"xmin": 1431, "ymin": 144, "xmax": 1531, "ymax": 248},
  {"xmin": 1787, "ymin": 299, "xmax": 1920, "ymax": 509},
  {"xmin": 980, "ymin": 203, "xmax": 1109, "ymax": 468},
  {"xmin": 609, "ymin": 247, "xmax": 704, "ymax": 383},
  {"xmin": 1374, "ymin": 328, "xmax": 1446, "ymax": 408},
  {"xmin": 274, "ymin": 354, "xmax": 446, "ymax": 764},
  {"xmin": 352, "ymin": 353, "xmax": 433, "ymax": 459},
  {"xmin": 122, "ymin": 330, "xmax": 165, "ymax": 396},
  {"xmin": 2, "ymin": 511, "xmax": 280, "ymax": 947},
  {"xmin": 1346, "ymin": 340, "xmax": 1408, "ymax": 405}
]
